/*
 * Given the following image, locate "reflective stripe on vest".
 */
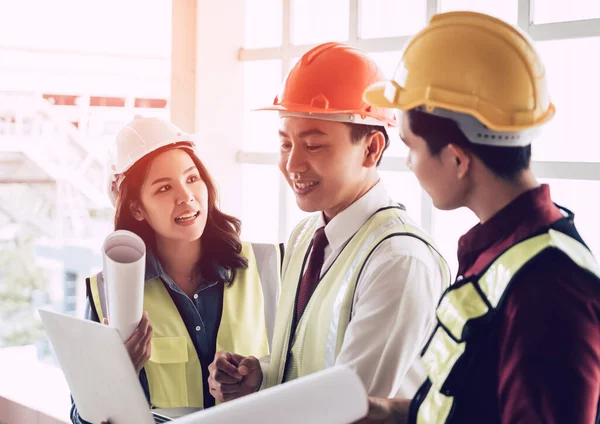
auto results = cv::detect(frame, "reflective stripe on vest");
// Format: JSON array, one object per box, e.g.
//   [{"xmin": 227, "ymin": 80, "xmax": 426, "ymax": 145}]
[
  {"xmin": 416, "ymin": 229, "xmax": 600, "ymax": 423},
  {"xmin": 87, "ymin": 241, "xmax": 280, "ymax": 409},
  {"xmin": 265, "ymin": 207, "xmax": 449, "ymax": 388}
]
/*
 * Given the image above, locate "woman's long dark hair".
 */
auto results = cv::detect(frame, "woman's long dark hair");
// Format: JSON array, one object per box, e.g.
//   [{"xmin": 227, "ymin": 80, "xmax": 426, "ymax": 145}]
[{"xmin": 113, "ymin": 144, "xmax": 248, "ymax": 286}]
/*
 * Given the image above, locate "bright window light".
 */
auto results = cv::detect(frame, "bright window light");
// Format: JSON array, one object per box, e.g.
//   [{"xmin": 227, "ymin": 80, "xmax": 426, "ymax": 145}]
[
  {"xmin": 291, "ymin": 0, "xmax": 349, "ymax": 45},
  {"xmin": 241, "ymin": 164, "xmax": 280, "ymax": 243},
  {"xmin": 244, "ymin": 0, "xmax": 283, "ymax": 48},
  {"xmin": 533, "ymin": 0, "xmax": 600, "ymax": 24},
  {"xmin": 243, "ymin": 60, "xmax": 282, "ymax": 152},
  {"xmin": 440, "ymin": 0, "xmax": 518, "ymax": 25},
  {"xmin": 359, "ymin": 0, "xmax": 427, "ymax": 39},
  {"xmin": 379, "ymin": 171, "xmax": 423, "ymax": 226},
  {"xmin": 534, "ymin": 37, "xmax": 600, "ymax": 162}
]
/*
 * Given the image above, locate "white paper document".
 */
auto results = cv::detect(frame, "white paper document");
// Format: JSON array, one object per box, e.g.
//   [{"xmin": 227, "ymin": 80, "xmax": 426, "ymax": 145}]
[
  {"xmin": 102, "ymin": 230, "xmax": 146, "ymax": 341},
  {"xmin": 174, "ymin": 366, "xmax": 368, "ymax": 424}
]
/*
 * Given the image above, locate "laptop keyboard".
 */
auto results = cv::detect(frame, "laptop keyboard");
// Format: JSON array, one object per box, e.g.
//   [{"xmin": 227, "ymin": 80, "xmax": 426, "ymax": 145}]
[{"xmin": 152, "ymin": 412, "xmax": 172, "ymax": 423}]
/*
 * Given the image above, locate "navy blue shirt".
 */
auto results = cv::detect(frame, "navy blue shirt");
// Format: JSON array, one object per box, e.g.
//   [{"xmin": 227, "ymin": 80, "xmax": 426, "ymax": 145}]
[{"xmin": 71, "ymin": 250, "xmax": 226, "ymax": 424}]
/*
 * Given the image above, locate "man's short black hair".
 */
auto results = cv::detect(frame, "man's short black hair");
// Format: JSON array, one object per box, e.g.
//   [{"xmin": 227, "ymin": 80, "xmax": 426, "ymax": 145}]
[
  {"xmin": 346, "ymin": 123, "xmax": 389, "ymax": 167},
  {"xmin": 407, "ymin": 109, "xmax": 531, "ymax": 181}
]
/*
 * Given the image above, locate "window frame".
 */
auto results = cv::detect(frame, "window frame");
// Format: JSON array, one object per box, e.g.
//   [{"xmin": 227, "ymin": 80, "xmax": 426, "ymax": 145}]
[{"xmin": 237, "ymin": 0, "xmax": 600, "ymax": 243}]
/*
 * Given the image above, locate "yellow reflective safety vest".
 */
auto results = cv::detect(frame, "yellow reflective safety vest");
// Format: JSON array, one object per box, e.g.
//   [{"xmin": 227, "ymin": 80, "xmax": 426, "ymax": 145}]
[
  {"xmin": 412, "ymin": 228, "xmax": 600, "ymax": 424},
  {"xmin": 264, "ymin": 206, "xmax": 450, "ymax": 388},
  {"xmin": 86, "ymin": 241, "xmax": 281, "ymax": 409}
]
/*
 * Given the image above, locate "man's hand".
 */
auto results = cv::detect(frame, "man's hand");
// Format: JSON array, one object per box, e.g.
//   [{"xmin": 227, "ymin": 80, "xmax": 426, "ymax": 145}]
[
  {"xmin": 354, "ymin": 397, "xmax": 411, "ymax": 424},
  {"xmin": 208, "ymin": 351, "xmax": 262, "ymax": 402}
]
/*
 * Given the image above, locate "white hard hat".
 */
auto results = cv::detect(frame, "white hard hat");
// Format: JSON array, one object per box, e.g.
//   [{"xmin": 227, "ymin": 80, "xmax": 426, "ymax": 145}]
[{"xmin": 107, "ymin": 116, "xmax": 196, "ymax": 206}]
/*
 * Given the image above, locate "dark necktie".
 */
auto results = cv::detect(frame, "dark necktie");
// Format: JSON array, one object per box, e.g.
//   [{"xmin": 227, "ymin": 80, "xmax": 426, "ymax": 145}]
[{"xmin": 295, "ymin": 226, "xmax": 329, "ymax": 323}]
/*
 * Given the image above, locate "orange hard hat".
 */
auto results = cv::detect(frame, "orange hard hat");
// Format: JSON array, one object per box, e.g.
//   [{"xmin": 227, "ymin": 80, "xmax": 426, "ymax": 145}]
[{"xmin": 258, "ymin": 42, "xmax": 397, "ymax": 127}]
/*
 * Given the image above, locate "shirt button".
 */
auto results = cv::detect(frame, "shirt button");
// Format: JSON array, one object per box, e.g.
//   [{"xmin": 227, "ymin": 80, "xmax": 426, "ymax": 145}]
[
  {"xmin": 195, "ymin": 325, "xmax": 201, "ymax": 332},
  {"xmin": 193, "ymin": 293, "xmax": 198, "ymax": 299}
]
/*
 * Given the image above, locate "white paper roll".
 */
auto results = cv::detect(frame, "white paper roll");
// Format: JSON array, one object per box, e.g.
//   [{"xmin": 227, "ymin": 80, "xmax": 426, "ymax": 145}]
[
  {"xmin": 173, "ymin": 366, "xmax": 368, "ymax": 424},
  {"xmin": 102, "ymin": 230, "xmax": 146, "ymax": 342}
]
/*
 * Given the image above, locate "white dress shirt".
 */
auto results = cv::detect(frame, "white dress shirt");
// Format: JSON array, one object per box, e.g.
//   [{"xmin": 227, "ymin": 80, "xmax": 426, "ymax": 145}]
[
  {"xmin": 310, "ymin": 181, "xmax": 445, "ymax": 398},
  {"xmin": 260, "ymin": 181, "xmax": 446, "ymax": 398}
]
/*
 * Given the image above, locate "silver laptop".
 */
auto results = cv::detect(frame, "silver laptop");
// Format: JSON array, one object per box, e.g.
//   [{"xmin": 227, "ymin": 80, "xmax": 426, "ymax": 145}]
[
  {"xmin": 40, "ymin": 309, "xmax": 368, "ymax": 424},
  {"xmin": 39, "ymin": 308, "xmax": 177, "ymax": 424}
]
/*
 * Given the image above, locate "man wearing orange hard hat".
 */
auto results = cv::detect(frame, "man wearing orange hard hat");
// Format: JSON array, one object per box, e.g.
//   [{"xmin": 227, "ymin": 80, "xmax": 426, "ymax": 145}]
[
  {"xmin": 359, "ymin": 11, "xmax": 600, "ymax": 423},
  {"xmin": 208, "ymin": 42, "xmax": 450, "ymax": 402}
]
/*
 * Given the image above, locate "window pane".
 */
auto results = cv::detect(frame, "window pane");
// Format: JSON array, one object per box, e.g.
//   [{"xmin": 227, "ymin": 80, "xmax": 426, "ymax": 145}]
[
  {"xmin": 379, "ymin": 171, "xmax": 423, "ymax": 226},
  {"xmin": 240, "ymin": 165, "xmax": 280, "ymax": 243},
  {"xmin": 243, "ymin": 60, "xmax": 282, "ymax": 152},
  {"xmin": 440, "ymin": 0, "xmax": 518, "ymax": 25},
  {"xmin": 541, "ymin": 179, "xmax": 600, "ymax": 257},
  {"xmin": 369, "ymin": 51, "xmax": 401, "ymax": 79},
  {"xmin": 244, "ymin": 0, "xmax": 283, "ymax": 48},
  {"xmin": 533, "ymin": 0, "xmax": 600, "ymax": 24},
  {"xmin": 359, "ymin": 0, "xmax": 427, "ymax": 39},
  {"xmin": 291, "ymin": 0, "xmax": 349, "ymax": 45},
  {"xmin": 533, "ymin": 37, "xmax": 600, "ymax": 162},
  {"xmin": 0, "ymin": 0, "xmax": 171, "ymax": 56},
  {"xmin": 369, "ymin": 51, "xmax": 407, "ymax": 157},
  {"xmin": 433, "ymin": 207, "xmax": 479, "ymax": 278}
]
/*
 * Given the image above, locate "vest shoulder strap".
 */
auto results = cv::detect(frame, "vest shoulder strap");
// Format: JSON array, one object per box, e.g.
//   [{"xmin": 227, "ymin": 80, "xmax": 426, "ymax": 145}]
[
  {"xmin": 437, "ymin": 228, "xmax": 600, "ymax": 344},
  {"xmin": 478, "ymin": 228, "xmax": 600, "ymax": 309},
  {"xmin": 248, "ymin": 241, "xmax": 283, "ymax": 348},
  {"xmin": 283, "ymin": 214, "xmax": 320, "ymax": 276},
  {"xmin": 87, "ymin": 272, "xmax": 107, "ymax": 322},
  {"xmin": 417, "ymin": 227, "xmax": 600, "ymax": 424}
]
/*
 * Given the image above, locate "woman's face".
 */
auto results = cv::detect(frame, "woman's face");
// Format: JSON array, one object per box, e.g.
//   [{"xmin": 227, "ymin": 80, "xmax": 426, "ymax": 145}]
[{"xmin": 132, "ymin": 149, "xmax": 209, "ymax": 244}]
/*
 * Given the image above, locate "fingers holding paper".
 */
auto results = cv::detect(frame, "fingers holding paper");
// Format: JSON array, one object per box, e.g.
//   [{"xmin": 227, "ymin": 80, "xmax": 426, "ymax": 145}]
[
  {"xmin": 208, "ymin": 351, "xmax": 262, "ymax": 402},
  {"xmin": 353, "ymin": 397, "xmax": 411, "ymax": 424},
  {"xmin": 124, "ymin": 311, "xmax": 153, "ymax": 373}
]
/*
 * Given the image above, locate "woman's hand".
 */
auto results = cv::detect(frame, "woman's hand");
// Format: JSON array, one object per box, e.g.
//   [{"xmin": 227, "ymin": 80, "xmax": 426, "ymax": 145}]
[
  {"xmin": 103, "ymin": 312, "xmax": 153, "ymax": 373},
  {"xmin": 353, "ymin": 397, "xmax": 411, "ymax": 424}
]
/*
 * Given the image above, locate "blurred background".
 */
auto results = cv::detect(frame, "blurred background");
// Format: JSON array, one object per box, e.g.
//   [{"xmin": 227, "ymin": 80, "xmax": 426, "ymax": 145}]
[{"xmin": 0, "ymin": 0, "xmax": 599, "ymax": 422}]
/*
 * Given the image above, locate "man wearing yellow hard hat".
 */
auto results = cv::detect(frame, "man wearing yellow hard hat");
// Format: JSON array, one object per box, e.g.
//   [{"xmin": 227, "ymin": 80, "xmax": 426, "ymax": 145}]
[
  {"xmin": 207, "ymin": 42, "xmax": 450, "ymax": 402},
  {"xmin": 359, "ymin": 11, "xmax": 600, "ymax": 424}
]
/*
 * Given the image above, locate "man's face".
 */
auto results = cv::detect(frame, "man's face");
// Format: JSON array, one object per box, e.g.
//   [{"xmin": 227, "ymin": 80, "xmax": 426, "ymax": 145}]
[
  {"xmin": 278, "ymin": 117, "xmax": 372, "ymax": 219},
  {"xmin": 400, "ymin": 113, "xmax": 468, "ymax": 211}
]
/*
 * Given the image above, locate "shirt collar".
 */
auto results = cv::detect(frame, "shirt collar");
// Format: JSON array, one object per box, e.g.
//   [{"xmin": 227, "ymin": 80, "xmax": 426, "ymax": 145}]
[
  {"xmin": 145, "ymin": 248, "xmax": 161, "ymax": 281},
  {"xmin": 457, "ymin": 184, "xmax": 561, "ymax": 266},
  {"xmin": 144, "ymin": 248, "xmax": 220, "ymax": 292},
  {"xmin": 316, "ymin": 180, "xmax": 392, "ymax": 252}
]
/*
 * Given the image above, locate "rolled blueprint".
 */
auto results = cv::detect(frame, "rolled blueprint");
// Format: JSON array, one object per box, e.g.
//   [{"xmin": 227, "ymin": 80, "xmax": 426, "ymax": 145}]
[
  {"xmin": 174, "ymin": 366, "xmax": 368, "ymax": 424},
  {"xmin": 102, "ymin": 230, "xmax": 146, "ymax": 342}
]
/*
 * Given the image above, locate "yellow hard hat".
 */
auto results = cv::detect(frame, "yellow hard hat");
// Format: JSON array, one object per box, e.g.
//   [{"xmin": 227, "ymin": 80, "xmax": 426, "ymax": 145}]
[{"xmin": 364, "ymin": 11, "xmax": 555, "ymax": 133}]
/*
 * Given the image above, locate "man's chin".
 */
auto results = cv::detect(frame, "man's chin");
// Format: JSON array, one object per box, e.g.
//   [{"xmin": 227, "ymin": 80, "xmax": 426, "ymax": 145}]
[{"xmin": 295, "ymin": 198, "xmax": 322, "ymax": 214}]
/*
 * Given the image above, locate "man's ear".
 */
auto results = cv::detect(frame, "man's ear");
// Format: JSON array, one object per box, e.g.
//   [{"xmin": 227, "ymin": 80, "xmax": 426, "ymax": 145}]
[
  {"xmin": 129, "ymin": 201, "xmax": 144, "ymax": 222},
  {"xmin": 364, "ymin": 131, "xmax": 386, "ymax": 168},
  {"xmin": 445, "ymin": 143, "xmax": 471, "ymax": 179}
]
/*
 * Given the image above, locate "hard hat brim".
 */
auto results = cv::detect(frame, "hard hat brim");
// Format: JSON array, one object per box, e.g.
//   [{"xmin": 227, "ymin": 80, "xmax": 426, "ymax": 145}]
[
  {"xmin": 364, "ymin": 81, "xmax": 557, "ymax": 133},
  {"xmin": 108, "ymin": 140, "xmax": 197, "ymax": 208},
  {"xmin": 255, "ymin": 104, "xmax": 363, "ymax": 115},
  {"xmin": 363, "ymin": 82, "xmax": 401, "ymax": 110},
  {"xmin": 254, "ymin": 102, "xmax": 397, "ymax": 127}
]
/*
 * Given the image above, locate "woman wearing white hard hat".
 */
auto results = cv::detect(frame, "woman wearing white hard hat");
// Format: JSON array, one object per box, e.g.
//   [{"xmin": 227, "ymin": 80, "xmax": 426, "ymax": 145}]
[{"xmin": 70, "ymin": 116, "xmax": 281, "ymax": 423}]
